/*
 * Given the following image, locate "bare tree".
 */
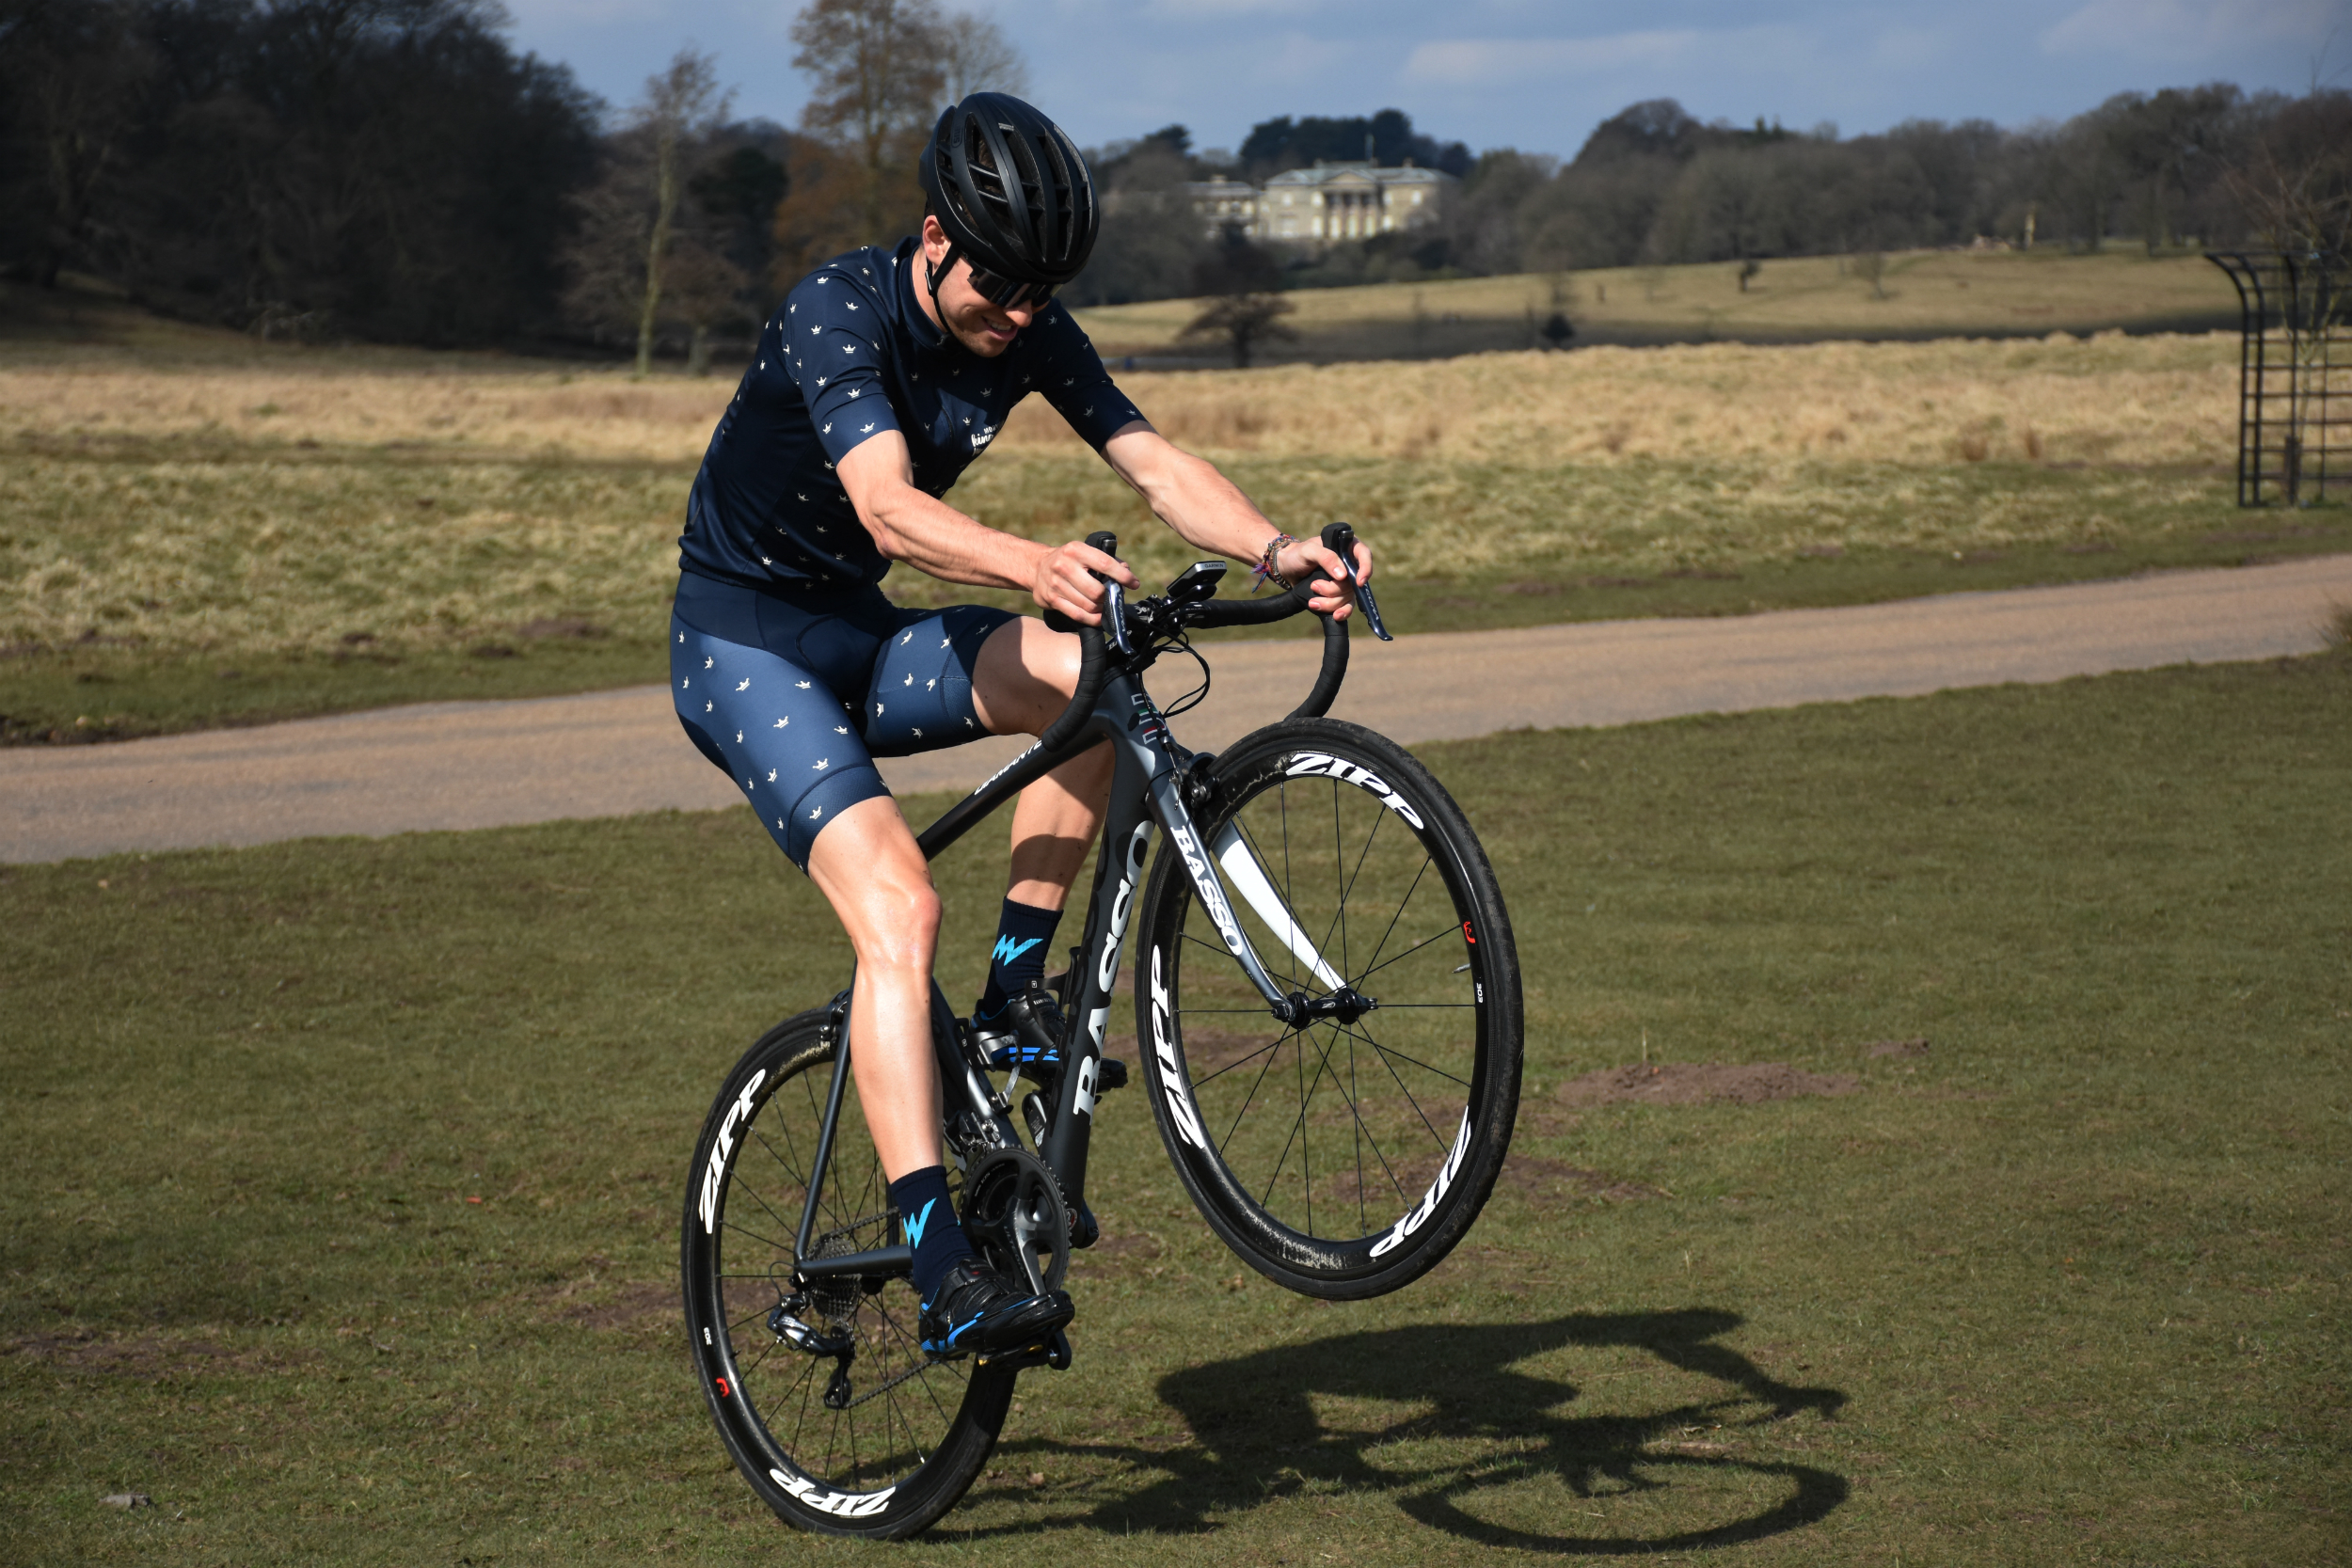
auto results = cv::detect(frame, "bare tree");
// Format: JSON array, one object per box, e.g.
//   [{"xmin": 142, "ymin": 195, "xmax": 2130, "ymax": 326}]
[
  {"xmin": 561, "ymin": 50, "xmax": 739, "ymax": 372},
  {"xmin": 8, "ymin": 0, "xmax": 155, "ymax": 289},
  {"xmin": 631, "ymin": 50, "xmax": 734, "ymax": 375},
  {"xmin": 938, "ymin": 9, "xmax": 1026, "ymax": 101},
  {"xmin": 1179, "ymin": 293, "xmax": 1296, "ymax": 368},
  {"xmin": 791, "ymin": 0, "xmax": 946, "ymax": 246},
  {"xmin": 2224, "ymin": 90, "xmax": 2352, "ymax": 257},
  {"xmin": 1179, "ymin": 230, "xmax": 1296, "ymax": 368}
]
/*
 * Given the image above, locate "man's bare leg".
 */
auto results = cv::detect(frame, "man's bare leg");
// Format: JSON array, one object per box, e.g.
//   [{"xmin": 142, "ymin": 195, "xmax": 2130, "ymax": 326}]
[
  {"xmin": 804, "ymin": 795, "xmax": 946, "ymax": 1182},
  {"xmin": 973, "ymin": 616, "xmax": 1114, "ymax": 911}
]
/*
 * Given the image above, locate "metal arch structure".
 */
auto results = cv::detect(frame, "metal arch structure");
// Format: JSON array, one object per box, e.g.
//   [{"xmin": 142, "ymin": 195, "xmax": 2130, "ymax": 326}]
[{"xmin": 2207, "ymin": 251, "xmax": 2347, "ymax": 508}]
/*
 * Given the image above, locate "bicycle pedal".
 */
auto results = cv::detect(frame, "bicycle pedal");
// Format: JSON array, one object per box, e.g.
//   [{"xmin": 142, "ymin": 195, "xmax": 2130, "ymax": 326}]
[{"xmin": 976, "ymin": 1328, "xmax": 1073, "ymax": 1373}]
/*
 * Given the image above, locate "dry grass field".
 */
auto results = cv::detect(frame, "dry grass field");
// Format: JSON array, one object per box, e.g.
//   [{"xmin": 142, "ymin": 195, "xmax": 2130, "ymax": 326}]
[
  {"xmin": 0, "ymin": 331, "xmax": 2249, "ymax": 657},
  {"xmin": 1073, "ymin": 248, "xmax": 2241, "ymax": 362},
  {"xmin": 4, "ymin": 289, "xmax": 2342, "ymax": 739}
]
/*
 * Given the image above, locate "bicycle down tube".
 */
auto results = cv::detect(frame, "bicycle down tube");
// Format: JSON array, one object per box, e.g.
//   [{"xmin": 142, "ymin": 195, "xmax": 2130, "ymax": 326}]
[{"xmin": 790, "ymin": 523, "xmax": 1375, "ymax": 1288}]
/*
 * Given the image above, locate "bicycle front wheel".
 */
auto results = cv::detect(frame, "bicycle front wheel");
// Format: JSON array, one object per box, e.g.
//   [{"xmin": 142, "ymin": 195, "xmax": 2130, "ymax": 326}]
[
  {"xmin": 1135, "ymin": 717, "xmax": 1522, "ymax": 1300},
  {"xmin": 681, "ymin": 1004, "xmax": 1010, "ymax": 1539}
]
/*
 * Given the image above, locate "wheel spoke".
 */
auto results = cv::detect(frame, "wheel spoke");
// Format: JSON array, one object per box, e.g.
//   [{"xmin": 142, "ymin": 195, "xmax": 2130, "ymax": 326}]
[
  {"xmin": 1354, "ymin": 853, "xmax": 1436, "ymax": 981},
  {"xmin": 690, "ymin": 1022, "xmax": 982, "ymax": 1513},
  {"xmin": 1342, "ymin": 1017, "xmax": 1455, "ymax": 1148},
  {"xmin": 1354, "ymin": 918, "xmax": 1464, "ymax": 984}
]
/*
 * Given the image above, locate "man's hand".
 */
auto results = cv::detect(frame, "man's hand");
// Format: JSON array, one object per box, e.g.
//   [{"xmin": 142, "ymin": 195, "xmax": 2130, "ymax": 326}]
[
  {"xmin": 1277, "ymin": 535, "xmax": 1375, "ymax": 622},
  {"xmin": 1031, "ymin": 539, "xmax": 1140, "ymax": 625}
]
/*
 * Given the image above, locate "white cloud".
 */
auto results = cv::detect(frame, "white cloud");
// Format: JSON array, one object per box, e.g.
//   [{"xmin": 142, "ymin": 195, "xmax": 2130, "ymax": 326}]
[
  {"xmin": 1404, "ymin": 30, "xmax": 1705, "ymax": 86},
  {"xmin": 1142, "ymin": 0, "xmax": 1328, "ymax": 17},
  {"xmin": 1401, "ymin": 23, "xmax": 1826, "ymax": 90},
  {"xmin": 500, "ymin": 0, "xmax": 675, "ymax": 26},
  {"xmin": 2042, "ymin": 0, "xmax": 2338, "ymax": 61}
]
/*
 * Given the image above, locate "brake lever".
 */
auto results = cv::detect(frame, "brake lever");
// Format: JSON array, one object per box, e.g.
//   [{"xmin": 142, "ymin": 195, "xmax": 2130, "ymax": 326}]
[
  {"xmin": 1327, "ymin": 548, "xmax": 1391, "ymax": 641},
  {"xmin": 1100, "ymin": 578, "xmax": 1136, "ymax": 657}
]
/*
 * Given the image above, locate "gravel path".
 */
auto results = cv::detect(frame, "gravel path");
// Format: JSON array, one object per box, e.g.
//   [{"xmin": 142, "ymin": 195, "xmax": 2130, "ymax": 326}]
[{"xmin": 6, "ymin": 555, "xmax": 2347, "ymax": 864}]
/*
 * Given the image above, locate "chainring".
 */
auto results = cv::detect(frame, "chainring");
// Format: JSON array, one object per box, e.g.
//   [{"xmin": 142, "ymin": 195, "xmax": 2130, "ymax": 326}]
[{"xmin": 959, "ymin": 1148, "xmax": 1072, "ymax": 1294}]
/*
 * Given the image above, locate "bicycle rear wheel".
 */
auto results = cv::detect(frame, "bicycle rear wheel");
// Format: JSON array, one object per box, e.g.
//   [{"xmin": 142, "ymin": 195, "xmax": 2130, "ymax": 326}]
[
  {"xmin": 681, "ymin": 1003, "xmax": 1010, "ymax": 1538},
  {"xmin": 1135, "ymin": 717, "xmax": 1521, "ymax": 1300}
]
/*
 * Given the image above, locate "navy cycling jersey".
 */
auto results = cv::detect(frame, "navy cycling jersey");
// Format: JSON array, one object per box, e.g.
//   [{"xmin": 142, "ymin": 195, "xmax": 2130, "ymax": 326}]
[{"xmin": 677, "ymin": 235, "xmax": 1147, "ymax": 596}]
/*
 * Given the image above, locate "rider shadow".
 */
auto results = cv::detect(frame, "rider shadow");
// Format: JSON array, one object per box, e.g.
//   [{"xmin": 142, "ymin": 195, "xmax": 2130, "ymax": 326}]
[{"xmin": 982, "ymin": 1308, "xmax": 1849, "ymax": 1553}]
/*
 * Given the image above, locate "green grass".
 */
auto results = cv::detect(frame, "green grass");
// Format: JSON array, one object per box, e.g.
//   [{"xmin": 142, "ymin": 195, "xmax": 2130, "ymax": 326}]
[
  {"xmin": 9, "ymin": 433, "xmax": 2340, "ymax": 741},
  {"xmin": 6, "ymin": 651, "xmax": 2347, "ymax": 1563}
]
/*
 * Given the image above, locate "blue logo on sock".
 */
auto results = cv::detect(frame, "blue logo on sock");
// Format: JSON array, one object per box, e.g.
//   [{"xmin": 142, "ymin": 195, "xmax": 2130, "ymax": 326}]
[
  {"xmin": 992, "ymin": 935, "xmax": 1044, "ymax": 967},
  {"xmin": 904, "ymin": 1197, "xmax": 936, "ymax": 1251}
]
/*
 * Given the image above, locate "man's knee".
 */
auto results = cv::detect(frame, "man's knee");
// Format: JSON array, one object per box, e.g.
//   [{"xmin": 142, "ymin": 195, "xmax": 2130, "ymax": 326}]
[{"xmin": 853, "ymin": 876, "xmax": 942, "ymax": 970}]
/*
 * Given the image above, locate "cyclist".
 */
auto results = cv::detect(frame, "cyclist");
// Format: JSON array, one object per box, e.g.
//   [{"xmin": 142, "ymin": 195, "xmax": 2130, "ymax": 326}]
[{"xmin": 669, "ymin": 93, "xmax": 1370, "ymax": 1360}]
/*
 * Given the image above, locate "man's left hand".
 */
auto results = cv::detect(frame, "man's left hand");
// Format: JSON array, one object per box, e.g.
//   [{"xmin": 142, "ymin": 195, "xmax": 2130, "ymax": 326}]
[{"xmin": 1278, "ymin": 536, "xmax": 1375, "ymax": 621}]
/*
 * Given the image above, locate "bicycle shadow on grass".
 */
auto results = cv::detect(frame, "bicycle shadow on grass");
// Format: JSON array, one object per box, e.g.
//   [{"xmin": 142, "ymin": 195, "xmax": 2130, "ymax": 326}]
[{"xmin": 976, "ymin": 1308, "xmax": 1849, "ymax": 1552}]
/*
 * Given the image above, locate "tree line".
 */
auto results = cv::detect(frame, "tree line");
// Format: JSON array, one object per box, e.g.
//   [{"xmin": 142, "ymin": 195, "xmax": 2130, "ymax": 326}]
[
  {"xmin": 1076, "ymin": 88, "xmax": 2352, "ymax": 305},
  {"xmin": 5, "ymin": 0, "xmax": 2345, "ymax": 350}
]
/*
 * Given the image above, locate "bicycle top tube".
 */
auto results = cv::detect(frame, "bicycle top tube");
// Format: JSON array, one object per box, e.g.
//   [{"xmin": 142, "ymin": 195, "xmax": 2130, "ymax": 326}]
[{"xmin": 914, "ymin": 521, "xmax": 1387, "ymax": 864}]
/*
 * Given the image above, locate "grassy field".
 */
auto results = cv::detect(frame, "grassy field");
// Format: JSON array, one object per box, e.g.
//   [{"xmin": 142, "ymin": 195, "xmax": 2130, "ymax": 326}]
[
  {"xmin": 9, "ymin": 317, "xmax": 2343, "ymax": 742},
  {"xmin": 1073, "ymin": 248, "xmax": 2242, "ymax": 363},
  {"xmin": 4, "ymin": 650, "xmax": 2347, "ymax": 1562}
]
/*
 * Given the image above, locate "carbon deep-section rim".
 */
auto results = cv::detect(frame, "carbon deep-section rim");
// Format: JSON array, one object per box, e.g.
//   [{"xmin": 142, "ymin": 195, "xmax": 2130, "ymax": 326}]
[
  {"xmin": 681, "ymin": 1006, "xmax": 1011, "ymax": 1538},
  {"xmin": 1136, "ymin": 718, "xmax": 1522, "ymax": 1300}
]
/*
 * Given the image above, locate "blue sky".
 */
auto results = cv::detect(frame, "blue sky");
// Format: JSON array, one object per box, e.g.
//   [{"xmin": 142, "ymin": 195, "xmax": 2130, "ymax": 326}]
[{"xmin": 498, "ymin": 0, "xmax": 2349, "ymax": 155}]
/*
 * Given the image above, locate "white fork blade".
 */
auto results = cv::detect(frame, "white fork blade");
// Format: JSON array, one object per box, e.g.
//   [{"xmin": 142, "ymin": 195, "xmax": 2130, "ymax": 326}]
[{"xmin": 1210, "ymin": 822, "xmax": 1344, "ymax": 991}]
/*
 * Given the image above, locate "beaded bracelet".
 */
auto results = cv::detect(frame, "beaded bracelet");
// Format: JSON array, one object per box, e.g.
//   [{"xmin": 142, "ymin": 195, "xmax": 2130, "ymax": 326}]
[{"xmin": 1251, "ymin": 531, "xmax": 1297, "ymax": 592}]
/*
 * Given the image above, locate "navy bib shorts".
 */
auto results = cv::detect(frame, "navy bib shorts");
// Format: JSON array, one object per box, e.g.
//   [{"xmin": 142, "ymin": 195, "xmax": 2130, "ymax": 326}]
[{"xmin": 671, "ymin": 573, "xmax": 1014, "ymax": 869}]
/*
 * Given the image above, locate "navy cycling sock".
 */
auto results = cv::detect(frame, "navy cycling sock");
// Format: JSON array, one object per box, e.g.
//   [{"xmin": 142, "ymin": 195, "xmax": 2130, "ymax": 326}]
[
  {"xmin": 889, "ymin": 1166, "xmax": 976, "ymax": 1303},
  {"xmin": 975, "ymin": 897, "xmax": 1062, "ymax": 1023}
]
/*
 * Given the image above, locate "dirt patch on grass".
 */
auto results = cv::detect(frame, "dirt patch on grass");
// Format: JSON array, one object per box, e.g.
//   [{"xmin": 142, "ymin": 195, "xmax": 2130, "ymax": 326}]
[
  {"xmin": 1502, "ymin": 1154, "xmax": 1666, "ymax": 1201},
  {"xmin": 556, "ymin": 1281, "xmax": 675, "ymax": 1331},
  {"xmin": 1558, "ymin": 1062, "xmax": 1860, "ymax": 1107},
  {"xmin": 1866, "ymin": 1037, "xmax": 1932, "ymax": 1059},
  {"xmin": 8, "ymin": 1329, "xmax": 307, "ymax": 1381}
]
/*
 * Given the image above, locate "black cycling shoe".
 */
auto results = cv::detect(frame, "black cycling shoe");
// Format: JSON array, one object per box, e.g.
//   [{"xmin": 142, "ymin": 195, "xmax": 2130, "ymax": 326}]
[
  {"xmin": 972, "ymin": 982, "xmax": 1069, "ymax": 1071},
  {"xmin": 918, "ymin": 1258, "xmax": 1073, "ymax": 1359}
]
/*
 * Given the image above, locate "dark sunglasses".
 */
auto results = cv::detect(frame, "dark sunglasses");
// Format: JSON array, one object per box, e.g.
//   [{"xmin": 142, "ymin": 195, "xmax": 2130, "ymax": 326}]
[{"xmin": 963, "ymin": 261, "xmax": 1055, "ymax": 311}]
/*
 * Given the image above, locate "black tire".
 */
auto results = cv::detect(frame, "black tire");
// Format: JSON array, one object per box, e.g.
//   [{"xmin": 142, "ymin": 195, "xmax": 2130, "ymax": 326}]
[
  {"xmin": 1135, "ymin": 718, "xmax": 1521, "ymax": 1300},
  {"xmin": 681, "ymin": 1006, "xmax": 1011, "ymax": 1539}
]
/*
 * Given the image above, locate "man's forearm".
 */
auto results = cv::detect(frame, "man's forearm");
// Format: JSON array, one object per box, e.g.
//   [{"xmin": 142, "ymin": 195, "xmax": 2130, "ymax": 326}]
[{"xmin": 861, "ymin": 482, "xmax": 1042, "ymax": 589}]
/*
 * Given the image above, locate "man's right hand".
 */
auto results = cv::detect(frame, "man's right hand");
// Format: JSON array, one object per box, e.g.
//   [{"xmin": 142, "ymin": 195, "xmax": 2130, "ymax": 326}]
[{"xmin": 1031, "ymin": 539, "xmax": 1138, "ymax": 626}]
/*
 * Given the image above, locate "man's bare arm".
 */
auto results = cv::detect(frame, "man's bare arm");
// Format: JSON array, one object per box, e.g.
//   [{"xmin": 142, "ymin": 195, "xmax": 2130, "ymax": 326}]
[
  {"xmin": 1100, "ymin": 421, "xmax": 1370, "ymax": 617},
  {"xmin": 836, "ymin": 432, "xmax": 1136, "ymax": 622}
]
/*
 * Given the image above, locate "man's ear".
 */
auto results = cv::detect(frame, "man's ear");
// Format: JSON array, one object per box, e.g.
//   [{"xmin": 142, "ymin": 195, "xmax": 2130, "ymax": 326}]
[{"xmin": 919, "ymin": 214, "xmax": 950, "ymax": 262}]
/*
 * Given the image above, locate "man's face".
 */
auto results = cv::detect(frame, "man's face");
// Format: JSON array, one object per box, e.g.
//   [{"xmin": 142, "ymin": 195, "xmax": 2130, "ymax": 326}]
[{"xmin": 918, "ymin": 215, "xmax": 1040, "ymax": 357}]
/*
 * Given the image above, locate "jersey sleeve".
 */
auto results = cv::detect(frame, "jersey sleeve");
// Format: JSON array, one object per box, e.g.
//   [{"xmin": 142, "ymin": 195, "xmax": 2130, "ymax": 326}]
[
  {"xmin": 1023, "ymin": 304, "xmax": 1147, "ymax": 451},
  {"xmin": 782, "ymin": 264, "xmax": 901, "ymax": 464}
]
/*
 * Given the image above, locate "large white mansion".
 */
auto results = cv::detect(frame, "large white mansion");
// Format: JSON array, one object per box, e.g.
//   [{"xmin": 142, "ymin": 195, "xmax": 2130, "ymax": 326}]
[{"xmin": 1181, "ymin": 160, "xmax": 1455, "ymax": 245}]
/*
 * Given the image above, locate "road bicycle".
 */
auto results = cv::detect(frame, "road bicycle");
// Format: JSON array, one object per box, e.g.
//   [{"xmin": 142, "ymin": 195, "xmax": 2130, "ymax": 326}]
[{"xmin": 681, "ymin": 523, "xmax": 1523, "ymax": 1537}]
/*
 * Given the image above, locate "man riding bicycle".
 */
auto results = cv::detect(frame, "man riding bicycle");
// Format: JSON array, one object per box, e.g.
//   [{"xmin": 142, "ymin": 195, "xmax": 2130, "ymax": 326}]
[{"xmin": 670, "ymin": 93, "xmax": 1370, "ymax": 1361}]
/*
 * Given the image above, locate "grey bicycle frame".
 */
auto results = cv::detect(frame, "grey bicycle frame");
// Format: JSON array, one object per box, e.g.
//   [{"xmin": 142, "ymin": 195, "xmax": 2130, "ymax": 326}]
[{"xmin": 790, "ymin": 667, "xmax": 1298, "ymax": 1287}]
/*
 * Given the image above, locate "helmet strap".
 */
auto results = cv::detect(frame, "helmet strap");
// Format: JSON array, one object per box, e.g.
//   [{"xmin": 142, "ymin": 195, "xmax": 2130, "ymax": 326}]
[{"xmin": 926, "ymin": 243, "xmax": 961, "ymax": 313}]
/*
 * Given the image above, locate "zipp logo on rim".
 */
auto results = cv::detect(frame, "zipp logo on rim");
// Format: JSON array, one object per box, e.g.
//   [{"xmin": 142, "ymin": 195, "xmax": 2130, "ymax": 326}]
[
  {"xmin": 1150, "ymin": 944, "xmax": 1209, "ymax": 1149},
  {"xmin": 699, "ymin": 1069, "xmax": 768, "ymax": 1234},
  {"xmin": 1368, "ymin": 1111, "xmax": 1471, "ymax": 1259},
  {"xmin": 771, "ymin": 1467, "xmax": 896, "ymax": 1518},
  {"xmin": 1284, "ymin": 752, "xmax": 1425, "ymax": 830}
]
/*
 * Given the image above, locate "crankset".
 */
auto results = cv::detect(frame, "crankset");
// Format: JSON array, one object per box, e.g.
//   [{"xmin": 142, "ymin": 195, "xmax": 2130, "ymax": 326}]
[{"xmin": 959, "ymin": 1148, "xmax": 1072, "ymax": 1294}]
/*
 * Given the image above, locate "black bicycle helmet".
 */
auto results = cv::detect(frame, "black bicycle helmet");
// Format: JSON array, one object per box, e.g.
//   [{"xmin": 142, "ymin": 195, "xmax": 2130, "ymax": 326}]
[{"xmin": 918, "ymin": 93, "xmax": 1099, "ymax": 305}]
